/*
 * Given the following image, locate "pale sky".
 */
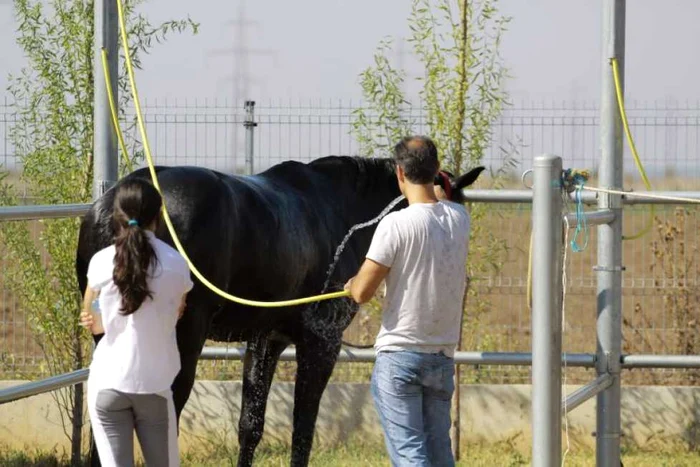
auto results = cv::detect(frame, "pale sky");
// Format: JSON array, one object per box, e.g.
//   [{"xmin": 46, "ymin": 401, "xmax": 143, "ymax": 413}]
[{"xmin": 1, "ymin": 0, "xmax": 700, "ymax": 103}]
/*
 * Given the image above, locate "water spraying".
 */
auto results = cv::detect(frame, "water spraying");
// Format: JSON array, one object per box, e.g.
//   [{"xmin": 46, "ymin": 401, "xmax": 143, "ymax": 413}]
[
  {"xmin": 320, "ymin": 194, "xmax": 405, "ymax": 294},
  {"xmin": 303, "ymin": 194, "xmax": 405, "ymax": 346}
]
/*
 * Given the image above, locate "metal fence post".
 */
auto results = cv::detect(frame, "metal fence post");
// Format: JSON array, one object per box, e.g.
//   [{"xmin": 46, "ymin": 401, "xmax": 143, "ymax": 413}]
[
  {"xmin": 244, "ymin": 100, "xmax": 256, "ymax": 175},
  {"xmin": 93, "ymin": 0, "xmax": 119, "ymax": 200},
  {"xmin": 531, "ymin": 154, "xmax": 563, "ymax": 467},
  {"xmin": 597, "ymin": 1, "xmax": 625, "ymax": 465}
]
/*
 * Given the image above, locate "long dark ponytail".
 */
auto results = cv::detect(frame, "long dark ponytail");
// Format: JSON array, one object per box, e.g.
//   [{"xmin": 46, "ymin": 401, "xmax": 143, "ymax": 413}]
[{"xmin": 112, "ymin": 178, "xmax": 162, "ymax": 315}]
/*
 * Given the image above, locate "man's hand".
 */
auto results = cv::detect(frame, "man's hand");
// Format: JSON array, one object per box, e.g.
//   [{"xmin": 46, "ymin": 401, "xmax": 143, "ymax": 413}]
[{"xmin": 345, "ymin": 259, "xmax": 390, "ymax": 304}]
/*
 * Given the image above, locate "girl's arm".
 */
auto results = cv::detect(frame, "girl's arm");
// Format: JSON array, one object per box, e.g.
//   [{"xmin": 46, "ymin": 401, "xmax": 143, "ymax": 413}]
[{"xmin": 79, "ymin": 286, "xmax": 105, "ymax": 335}]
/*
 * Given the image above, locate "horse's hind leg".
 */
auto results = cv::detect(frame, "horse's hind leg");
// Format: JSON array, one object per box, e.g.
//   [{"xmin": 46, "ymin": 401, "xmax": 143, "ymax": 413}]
[
  {"xmin": 237, "ymin": 334, "xmax": 288, "ymax": 467},
  {"xmin": 290, "ymin": 332, "xmax": 341, "ymax": 467}
]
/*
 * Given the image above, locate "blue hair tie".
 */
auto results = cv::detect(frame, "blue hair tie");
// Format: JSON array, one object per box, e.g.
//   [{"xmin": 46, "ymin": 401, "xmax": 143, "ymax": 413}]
[{"xmin": 127, "ymin": 219, "xmax": 139, "ymax": 227}]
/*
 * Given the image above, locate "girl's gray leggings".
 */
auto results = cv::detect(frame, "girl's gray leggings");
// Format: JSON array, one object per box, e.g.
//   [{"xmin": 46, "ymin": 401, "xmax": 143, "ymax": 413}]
[{"xmin": 88, "ymin": 386, "xmax": 179, "ymax": 467}]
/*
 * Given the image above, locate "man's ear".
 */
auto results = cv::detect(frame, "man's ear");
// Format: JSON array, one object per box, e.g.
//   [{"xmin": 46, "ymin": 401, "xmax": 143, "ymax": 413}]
[
  {"xmin": 454, "ymin": 166, "xmax": 486, "ymax": 190},
  {"xmin": 396, "ymin": 165, "xmax": 405, "ymax": 183}
]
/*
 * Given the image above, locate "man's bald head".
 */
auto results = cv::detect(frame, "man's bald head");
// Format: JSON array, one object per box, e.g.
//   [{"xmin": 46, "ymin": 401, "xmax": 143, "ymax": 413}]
[{"xmin": 393, "ymin": 136, "xmax": 439, "ymax": 184}]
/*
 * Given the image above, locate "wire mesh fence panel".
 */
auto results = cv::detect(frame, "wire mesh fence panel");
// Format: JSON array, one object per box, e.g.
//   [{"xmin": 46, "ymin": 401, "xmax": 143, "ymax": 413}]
[
  {"xmin": 2, "ymin": 98, "xmax": 700, "ymax": 384},
  {"xmin": 0, "ymin": 219, "xmax": 53, "ymax": 377}
]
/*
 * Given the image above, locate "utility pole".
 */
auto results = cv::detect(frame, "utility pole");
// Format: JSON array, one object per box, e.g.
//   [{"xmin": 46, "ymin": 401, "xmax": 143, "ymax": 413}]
[
  {"xmin": 208, "ymin": 1, "xmax": 275, "ymax": 171},
  {"xmin": 209, "ymin": 1, "xmax": 276, "ymax": 105}
]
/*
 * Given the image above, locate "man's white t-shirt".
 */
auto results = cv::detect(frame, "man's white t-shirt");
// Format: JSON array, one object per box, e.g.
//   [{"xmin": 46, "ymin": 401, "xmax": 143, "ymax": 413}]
[
  {"xmin": 366, "ymin": 201, "xmax": 470, "ymax": 358},
  {"xmin": 86, "ymin": 231, "xmax": 194, "ymax": 394}
]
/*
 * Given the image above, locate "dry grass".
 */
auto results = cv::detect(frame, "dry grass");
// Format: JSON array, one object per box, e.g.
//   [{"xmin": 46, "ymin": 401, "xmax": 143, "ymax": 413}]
[{"xmin": 2, "ymin": 440, "xmax": 700, "ymax": 467}]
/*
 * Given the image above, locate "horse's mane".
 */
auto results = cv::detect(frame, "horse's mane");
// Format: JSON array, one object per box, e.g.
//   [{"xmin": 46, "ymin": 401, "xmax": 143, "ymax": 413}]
[{"xmin": 307, "ymin": 156, "xmax": 397, "ymax": 196}]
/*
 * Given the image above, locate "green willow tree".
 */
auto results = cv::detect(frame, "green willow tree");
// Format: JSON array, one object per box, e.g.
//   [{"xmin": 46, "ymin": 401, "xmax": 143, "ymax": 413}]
[
  {"xmin": 352, "ymin": 0, "xmax": 516, "ymax": 353},
  {"xmin": 0, "ymin": 0, "xmax": 197, "ymax": 462}
]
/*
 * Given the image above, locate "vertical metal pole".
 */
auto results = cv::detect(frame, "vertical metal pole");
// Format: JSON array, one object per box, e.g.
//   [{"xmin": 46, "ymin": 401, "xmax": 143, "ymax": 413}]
[
  {"xmin": 93, "ymin": 0, "xmax": 119, "ymax": 200},
  {"xmin": 597, "ymin": 1, "xmax": 625, "ymax": 465},
  {"xmin": 451, "ymin": 285, "xmax": 469, "ymax": 461},
  {"xmin": 531, "ymin": 154, "xmax": 563, "ymax": 467},
  {"xmin": 244, "ymin": 100, "xmax": 256, "ymax": 175}
]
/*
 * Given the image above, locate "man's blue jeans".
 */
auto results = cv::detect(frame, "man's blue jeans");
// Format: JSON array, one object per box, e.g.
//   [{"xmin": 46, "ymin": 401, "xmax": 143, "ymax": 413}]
[{"xmin": 371, "ymin": 350, "xmax": 455, "ymax": 467}]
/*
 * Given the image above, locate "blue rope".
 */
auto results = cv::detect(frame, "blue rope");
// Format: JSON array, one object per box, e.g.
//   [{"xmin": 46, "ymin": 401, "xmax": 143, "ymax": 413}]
[{"xmin": 570, "ymin": 175, "xmax": 588, "ymax": 252}]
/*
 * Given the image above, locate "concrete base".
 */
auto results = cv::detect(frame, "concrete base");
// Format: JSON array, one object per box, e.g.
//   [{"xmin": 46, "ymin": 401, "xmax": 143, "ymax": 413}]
[{"xmin": 1, "ymin": 382, "xmax": 699, "ymax": 454}]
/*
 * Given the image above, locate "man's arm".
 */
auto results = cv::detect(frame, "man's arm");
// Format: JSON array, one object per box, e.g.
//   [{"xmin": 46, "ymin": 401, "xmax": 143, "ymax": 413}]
[{"xmin": 344, "ymin": 258, "xmax": 390, "ymax": 304}]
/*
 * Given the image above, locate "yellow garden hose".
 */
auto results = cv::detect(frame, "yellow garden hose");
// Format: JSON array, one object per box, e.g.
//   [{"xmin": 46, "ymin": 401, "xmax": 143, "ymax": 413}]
[
  {"xmin": 527, "ymin": 59, "xmax": 656, "ymax": 310},
  {"xmin": 112, "ymin": 0, "xmax": 350, "ymax": 307},
  {"xmin": 527, "ymin": 230, "xmax": 534, "ymax": 310},
  {"xmin": 611, "ymin": 57, "xmax": 655, "ymax": 240}
]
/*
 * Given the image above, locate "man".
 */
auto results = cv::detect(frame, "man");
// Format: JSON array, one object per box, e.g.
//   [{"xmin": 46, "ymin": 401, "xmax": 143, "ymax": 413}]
[{"xmin": 344, "ymin": 135, "xmax": 470, "ymax": 467}]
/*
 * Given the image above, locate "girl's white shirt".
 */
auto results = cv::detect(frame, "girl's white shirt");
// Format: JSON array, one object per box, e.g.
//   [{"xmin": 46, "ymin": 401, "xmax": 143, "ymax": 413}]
[{"xmin": 86, "ymin": 231, "xmax": 194, "ymax": 394}]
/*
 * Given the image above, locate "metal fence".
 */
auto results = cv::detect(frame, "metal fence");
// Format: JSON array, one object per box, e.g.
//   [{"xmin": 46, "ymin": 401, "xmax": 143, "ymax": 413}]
[
  {"xmin": 6, "ymin": 97, "xmax": 700, "ymax": 175},
  {"xmin": 2, "ymin": 97, "xmax": 700, "ymax": 384}
]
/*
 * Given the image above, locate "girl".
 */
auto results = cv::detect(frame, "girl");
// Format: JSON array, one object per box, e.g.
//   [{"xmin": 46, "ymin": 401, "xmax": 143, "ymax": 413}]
[{"xmin": 80, "ymin": 178, "xmax": 193, "ymax": 467}]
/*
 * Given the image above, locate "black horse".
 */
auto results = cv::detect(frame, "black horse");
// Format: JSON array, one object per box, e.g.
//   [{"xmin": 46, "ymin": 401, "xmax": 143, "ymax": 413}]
[{"xmin": 76, "ymin": 156, "xmax": 484, "ymax": 466}]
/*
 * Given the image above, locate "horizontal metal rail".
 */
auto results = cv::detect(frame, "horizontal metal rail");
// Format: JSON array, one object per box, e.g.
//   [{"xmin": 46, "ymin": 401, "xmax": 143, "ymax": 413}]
[
  {"xmin": 0, "ymin": 203, "xmax": 90, "ymax": 221},
  {"xmin": 462, "ymin": 189, "xmax": 700, "ymax": 205},
  {"xmin": 2, "ymin": 188, "xmax": 700, "ymax": 222},
  {"xmin": 199, "ymin": 347, "xmax": 597, "ymax": 367},
  {"xmin": 4, "ymin": 350, "xmax": 700, "ymax": 406},
  {"xmin": 563, "ymin": 209, "xmax": 615, "ymax": 227},
  {"xmin": 598, "ymin": 190, "xmax": 700, "ymax": 205},
  {"xmin": 0, "ymin": 368, "xmax": 89, "ymax": 404},
  {"xmin": 461, "ymin": 189, "xmax": 597, "ymax": 205},
  {"xmin": 621, "ymin": 355, "xmax": 700, "ymax": 368},
  {"xmin": 1, "ymin": 192, "xmax": 551, "ymax": 221},
  {"xmin": 0, "ymin": 349, "xmax": 594, "ymax": 405}
]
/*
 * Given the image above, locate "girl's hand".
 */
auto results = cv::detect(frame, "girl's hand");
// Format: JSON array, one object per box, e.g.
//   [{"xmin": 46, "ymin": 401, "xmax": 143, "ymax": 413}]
[
  {"xmin": 81, "ymin": 287, "xmax": 105, "ymax": 335},
  {"xmin": 79, "ymin": 310, "xmax": 94, "ymax": 329}
]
